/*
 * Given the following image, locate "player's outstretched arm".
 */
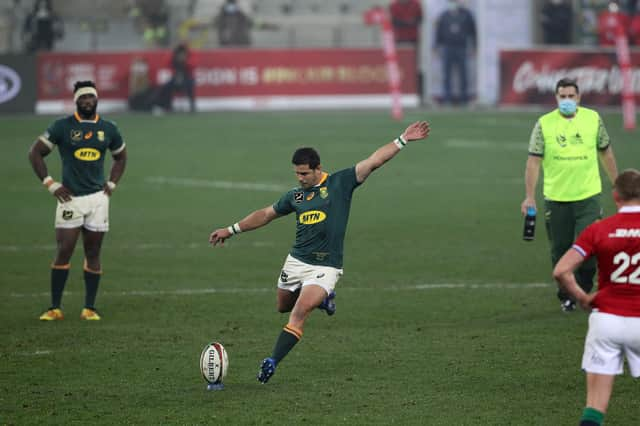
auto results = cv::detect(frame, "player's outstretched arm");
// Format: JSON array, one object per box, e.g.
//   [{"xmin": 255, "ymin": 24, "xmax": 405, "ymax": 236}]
[
  {"xmin": 355, "ymin": 121, "xmax": 430, "ymax": 184},
  {"xmin": 209, "ymin": 205, "xmax": 280, "ymax": 247}
]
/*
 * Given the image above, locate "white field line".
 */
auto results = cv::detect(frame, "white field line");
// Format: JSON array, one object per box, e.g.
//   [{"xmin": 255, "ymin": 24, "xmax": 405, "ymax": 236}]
[
  {"xmin": 444, "ymin": 138, "xmax": 525, "ymax": 151},
  {"xmin": 15, "ymin": 350, "xmax": 53, "ymax": 357},
  {"xmin": 8, "ymin": 282, "xmax": 550, "ymax": 298},
  {"xmin": 145, "ymin": 176, "xmax": 288, "ymax": 192},
  {"xmin": 0, "ymin": 241, "xmax": 277, "ymax": 252}
]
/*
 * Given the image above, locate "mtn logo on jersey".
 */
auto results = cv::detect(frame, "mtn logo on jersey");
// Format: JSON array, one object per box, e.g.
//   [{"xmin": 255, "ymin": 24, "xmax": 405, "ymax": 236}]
[
  {"xmin": 299, "ymin": 210, "xmax": 326, "ymax": 225},
  {"xmin": 74, "ymin": 148, "xmax": 101, "ymax": 161},
  {"xmin": 608, "ymin": 228, "xmax": 640, "ymax": 238}
]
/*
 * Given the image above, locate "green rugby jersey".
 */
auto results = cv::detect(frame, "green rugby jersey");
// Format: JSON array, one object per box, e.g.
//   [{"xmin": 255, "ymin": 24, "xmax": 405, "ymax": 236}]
[
  {"xmin": 273, "ymin": 167, "xmax": 361, "ymax": 268},
  {"xmin": 39, "ymin": 112, "xmax": 125, "ymax": 196}
]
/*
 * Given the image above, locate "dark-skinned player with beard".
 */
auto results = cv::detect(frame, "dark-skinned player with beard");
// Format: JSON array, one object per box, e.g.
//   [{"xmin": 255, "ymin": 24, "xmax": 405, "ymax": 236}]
[{"xmin": 28, "ymin": 81, "xmax": 128, "ymax": 321}]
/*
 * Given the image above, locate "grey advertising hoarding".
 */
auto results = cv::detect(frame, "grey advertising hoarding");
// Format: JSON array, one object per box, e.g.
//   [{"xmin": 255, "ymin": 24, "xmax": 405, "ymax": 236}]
[{"xmin": 0, "ymin": 55, "xmax": 36, "ymax": 113}]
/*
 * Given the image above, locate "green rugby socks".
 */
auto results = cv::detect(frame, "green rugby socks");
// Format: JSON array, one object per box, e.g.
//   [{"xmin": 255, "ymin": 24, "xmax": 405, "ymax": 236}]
[
  {"xmin": 271, "ymin": 324, "xmax": 302, "ymax": 364},
  {"xmin": 580, "ymin": 407, "xmax": 604, "ymax": 426},
  {"xmin": 50, "ymin": 264, "xmax": 70, "ymax": 308}
]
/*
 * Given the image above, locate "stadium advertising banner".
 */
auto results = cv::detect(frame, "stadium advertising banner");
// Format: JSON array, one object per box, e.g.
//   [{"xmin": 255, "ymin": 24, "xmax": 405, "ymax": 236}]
[
  {"xmin": 0, "ymin": 55, "xmax": 37, "ymax": 114},
  {"xmin": 37, "ymin": 49, "xmax": 418, "ymax": 113},
  {"xmin": 500, "ymin": 48, "xmax": 640, "ymax": 106}
]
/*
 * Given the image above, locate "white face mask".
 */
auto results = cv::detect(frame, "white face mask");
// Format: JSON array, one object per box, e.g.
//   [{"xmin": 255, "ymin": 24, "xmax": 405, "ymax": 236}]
[{"xmin": 224, "ymin": 4, "xmax": 238, "ymax": 13}]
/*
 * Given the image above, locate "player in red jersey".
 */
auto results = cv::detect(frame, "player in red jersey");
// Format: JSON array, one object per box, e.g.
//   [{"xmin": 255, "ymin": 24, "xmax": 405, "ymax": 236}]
[{"xmin": 553, "ymin": 169, "xmax": 640, "ymax": 426}]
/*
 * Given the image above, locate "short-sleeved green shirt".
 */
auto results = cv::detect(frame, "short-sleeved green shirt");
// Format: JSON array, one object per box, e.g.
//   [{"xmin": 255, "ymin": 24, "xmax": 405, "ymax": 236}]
[
  {"xmin": 39, "ymin": 113, "xmax": 125, "ymax": 196},
  {"xmin": 273, "ymin": 167, "xmax": 361, "ymax": 268}
]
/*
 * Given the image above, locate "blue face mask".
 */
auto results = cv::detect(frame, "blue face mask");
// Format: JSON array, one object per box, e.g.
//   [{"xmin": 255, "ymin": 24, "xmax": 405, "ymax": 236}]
[{"xmin": 558, "ymin": 98, "xmax": 577, "ymax": 116}]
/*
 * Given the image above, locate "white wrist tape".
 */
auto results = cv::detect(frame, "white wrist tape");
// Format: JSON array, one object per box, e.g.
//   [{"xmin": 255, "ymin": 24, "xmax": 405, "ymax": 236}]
[
  {"xmin": 393, "ymin": 135, "xmax": 407, "ymax": 150},
  {"xmin": 227, "ymin": 222, "xmax": 242, "ymax": 235},
  {"xmin": 43, "ymin": 176, "xmax": 62, "ymax": 194},
  {"xmin": 107, "ymin": 181, "xmax": 116, "ymax": 190},
  {"xmin": 48, "ymin": 182, "xmax": 62, "ymax": 194}
]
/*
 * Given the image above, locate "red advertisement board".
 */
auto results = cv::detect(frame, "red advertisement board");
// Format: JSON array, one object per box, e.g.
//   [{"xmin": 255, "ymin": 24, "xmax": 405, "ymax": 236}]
[
  {"xmin": 499, "ymin": 48, "xmax": 640, "ymax": 106},
  {"xmin": 38, "ymin": 48, "xmax": 417, "ymax": 101}
]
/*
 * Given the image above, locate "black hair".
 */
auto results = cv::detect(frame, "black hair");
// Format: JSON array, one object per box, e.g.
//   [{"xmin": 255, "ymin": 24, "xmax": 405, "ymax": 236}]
[
  {"xmin": 555, "ymin": 78, "xmax": 579, "ymax": 94},
  {"xmin": 73, "ymin": 80, "xmax": 97, "ymax": 94},
  {"xmin": 292, "ymin": 147, "xmax": 320, "ymax": 169}
]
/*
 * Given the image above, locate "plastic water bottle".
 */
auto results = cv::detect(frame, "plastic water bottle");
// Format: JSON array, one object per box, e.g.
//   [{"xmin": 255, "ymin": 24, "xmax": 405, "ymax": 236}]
[{"xmin": 523, "ymin": 207, "xmax": 536, "ymax": 241}]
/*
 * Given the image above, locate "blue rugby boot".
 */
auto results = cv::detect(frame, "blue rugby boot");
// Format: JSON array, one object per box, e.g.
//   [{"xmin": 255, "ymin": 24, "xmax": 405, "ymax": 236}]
[
  {"xmin": 257, "ymin": 357, "xmax": 276, "ymax": 384},
  {"xmin": 317, "ymin": 291, "xmax": 336, "ymax": 316}
]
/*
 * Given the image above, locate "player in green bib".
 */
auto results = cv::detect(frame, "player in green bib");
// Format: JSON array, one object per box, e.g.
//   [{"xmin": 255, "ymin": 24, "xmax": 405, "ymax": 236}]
[
  {"xmin": 521, "ymin": 78, "xmax": 618, "ymax": 312},
  {"xmin": 28, "ymin": 81, "xmax": 127, "ymax": 321},
  {"xmin": 209, "ymin": 121, "xmax": 430, "ymax": 384}
]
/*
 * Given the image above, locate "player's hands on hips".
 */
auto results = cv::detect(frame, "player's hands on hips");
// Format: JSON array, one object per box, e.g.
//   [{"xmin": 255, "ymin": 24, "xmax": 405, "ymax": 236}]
[
  {"xmin": 577, "ymin": 292, "xmax": 596, "ymax": 311},
  {"xmin": 520, "ymin": 198, "xmax": 536, "ymax": 216},
  {"xmin": 209, "ymin": 228, "xmax": 232, "ymax": 247},
  {"xmin": 52, "ymin": 186, "xmax": 73, "ymax": 203},
  {"xmin": 402, "ymin": 121, "xmax": 430, "ymax": 142}
]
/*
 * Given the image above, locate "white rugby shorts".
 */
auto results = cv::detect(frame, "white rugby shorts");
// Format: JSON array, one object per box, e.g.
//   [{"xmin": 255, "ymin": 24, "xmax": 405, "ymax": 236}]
[
  {"xmin": 55, "ymin": 191, "xmax": 110, "ymax": 232},
  {"xmin": 277, "ymin": 254, "xmax": 343, "ymax": 295},
  {"xmin": 581, "ymin": 311, "xmax": 640, "ymax": 377}
]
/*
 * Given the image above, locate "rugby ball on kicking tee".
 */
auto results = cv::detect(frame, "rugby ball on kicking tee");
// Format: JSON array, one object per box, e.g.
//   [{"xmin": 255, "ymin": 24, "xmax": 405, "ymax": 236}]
[{"xmin": 200, "ymin": 342, "xmax": 229, "ymax": 384}]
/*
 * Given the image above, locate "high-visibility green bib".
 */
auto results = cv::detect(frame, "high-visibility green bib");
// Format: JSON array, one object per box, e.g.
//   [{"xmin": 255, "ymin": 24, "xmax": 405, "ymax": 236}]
[{"xmin": 539, "ymin": 107, "xmax": 601, "ymax": 201}]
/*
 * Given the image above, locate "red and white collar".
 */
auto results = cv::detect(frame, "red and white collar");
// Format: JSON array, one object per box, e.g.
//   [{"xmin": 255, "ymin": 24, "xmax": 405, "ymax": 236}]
[{"xmin": 619, "ymin": 205, "xmax": 640, "ymax": 213}]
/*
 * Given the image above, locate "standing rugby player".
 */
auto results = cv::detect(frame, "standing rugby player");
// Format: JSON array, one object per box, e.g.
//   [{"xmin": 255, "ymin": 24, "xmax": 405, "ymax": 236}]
[{"xmin": 29, "ymin": 81, "xmax": 127, "ymax": 321}]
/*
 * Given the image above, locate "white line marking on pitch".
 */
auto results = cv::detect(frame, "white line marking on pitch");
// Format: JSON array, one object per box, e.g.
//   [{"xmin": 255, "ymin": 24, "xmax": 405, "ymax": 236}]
[
  {"xmin": 444, "ymin": 139, "xmax": 524, "ymax": 151},
  {"xmin": 145, "ymin": 176, "xmax": 288, "ymax": 192},
  {"xmin": 14, "ymin": 350, "xmax": 53, "ymax": 357},
  {"xmin": 0, "ymin": 241, "xmax": 277, "ymax": 252},
  {"xmin": 8, "ymin": 283, "xmax": 550, "ymax": 298}
]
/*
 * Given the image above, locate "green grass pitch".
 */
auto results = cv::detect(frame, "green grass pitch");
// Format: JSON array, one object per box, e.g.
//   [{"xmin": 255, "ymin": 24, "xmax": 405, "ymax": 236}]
[{"xmin": 1, "ymin": 109, "xmax": 639, "ymax": 424}]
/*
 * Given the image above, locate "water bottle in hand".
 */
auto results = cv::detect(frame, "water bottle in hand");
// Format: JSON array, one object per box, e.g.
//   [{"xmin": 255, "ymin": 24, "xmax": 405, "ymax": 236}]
[{"xmin": 523, "ymin": 207, "xmax": 536, "ymax": 241}]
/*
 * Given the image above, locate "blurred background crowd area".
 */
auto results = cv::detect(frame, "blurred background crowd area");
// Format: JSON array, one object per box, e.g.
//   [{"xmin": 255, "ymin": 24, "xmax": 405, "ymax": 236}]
[{"xmin": 0, "ymin": 0, "xmax": 639, "ymax": 53}]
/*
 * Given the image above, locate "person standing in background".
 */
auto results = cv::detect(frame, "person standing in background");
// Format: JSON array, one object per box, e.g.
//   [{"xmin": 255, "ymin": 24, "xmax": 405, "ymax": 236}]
[
  {"xmin": 597, "ymin": 1, "xmax": 630, "ymax": 46},
  {"xmin": 155, "ymin": 43, "xmax": 196, "ymax": 113},
  {"xmin": 214, "ymin": 0, "xmax": 253, "ymax": 46},
  {"xmin": 540, "ymin": 0, "xmax": 573, "ymax": 45},
  {"xmin": 628, "ymin": 9, "xmax": 640, "ymax": 45},
  {"xmin": 389, "ymin": 0, "xmax": 423, "ymax": 104},
  {"xmin": 23, "ymin": 0, "xmax": 63, "ymax": 53},
  {"xmin": 434, "ymin": 0, "xmax": 476, "ymax": 105},
  {"xmin": 389, "ymin": 0, "xmax": 422, "ymax": 45}
]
